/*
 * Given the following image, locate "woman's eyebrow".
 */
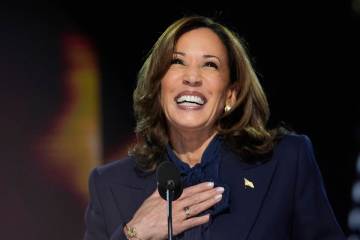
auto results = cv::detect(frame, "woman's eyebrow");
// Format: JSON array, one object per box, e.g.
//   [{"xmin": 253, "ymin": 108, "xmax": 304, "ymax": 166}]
[
  {"xmin": 203, "ymin": 54, "xmax": 220, "ymax": 62},
  {"xmin": 173, "ymin": 52, "xmax": 221, "ymax": 63},
  {"xmin": 173, "ymin": 51, "xmax": 185, "ymax": 56}
]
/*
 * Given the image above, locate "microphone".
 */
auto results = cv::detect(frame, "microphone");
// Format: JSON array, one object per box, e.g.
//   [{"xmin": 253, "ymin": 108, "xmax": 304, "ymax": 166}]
[
  {"xmin": 156, "ymin": 161, "xmax": 183, "ymax": 240},
  {"xmin": 157, "ymin": 161, "xmax": 183, "ymax": 201}
]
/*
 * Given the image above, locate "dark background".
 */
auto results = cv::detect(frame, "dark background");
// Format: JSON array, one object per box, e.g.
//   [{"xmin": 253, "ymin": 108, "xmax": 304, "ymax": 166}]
[{"xmin": 1, "ymin": 0, "xmax": 359, "ymax": 239}]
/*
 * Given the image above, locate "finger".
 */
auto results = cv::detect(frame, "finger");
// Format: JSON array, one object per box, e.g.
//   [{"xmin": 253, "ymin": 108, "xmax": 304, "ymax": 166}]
[
  {"xmin": 178, "ymin": 214, "xmax": 210, "ymax": 233},
  {"xmin": 184, "ymin": 193, "xmax": 222, "ymax": 218},
  {"xmin": 179, "ymin": 182, "xmax": 214, "ymax": 199},
  {"xmin": 178, "ymin": 186, "xmax": 224, "ymax": 209}
]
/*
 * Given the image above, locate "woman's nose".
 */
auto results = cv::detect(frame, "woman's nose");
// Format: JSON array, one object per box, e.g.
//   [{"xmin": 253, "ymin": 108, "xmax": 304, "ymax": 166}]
[{"xmin": 182, "ymin": 67, "xmax": 202, "ymax": 87}]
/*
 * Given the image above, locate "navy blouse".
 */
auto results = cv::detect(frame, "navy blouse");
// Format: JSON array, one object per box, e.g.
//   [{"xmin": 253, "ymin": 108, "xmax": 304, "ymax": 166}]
[{"xmin": 166, "ymin": 135, "xmax": 230, "ymax": 239}]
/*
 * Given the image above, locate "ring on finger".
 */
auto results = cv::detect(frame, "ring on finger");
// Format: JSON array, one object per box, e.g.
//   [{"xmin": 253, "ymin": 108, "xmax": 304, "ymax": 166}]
[{"xmin": 184, "ymin": 206, "xmax": 191, "ymax": 219}]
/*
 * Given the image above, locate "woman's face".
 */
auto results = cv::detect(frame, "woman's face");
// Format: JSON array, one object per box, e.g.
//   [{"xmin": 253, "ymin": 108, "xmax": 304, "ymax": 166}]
[{"xmin": 160, "ymin": 27, "xmax": 235, "ymax": 134}]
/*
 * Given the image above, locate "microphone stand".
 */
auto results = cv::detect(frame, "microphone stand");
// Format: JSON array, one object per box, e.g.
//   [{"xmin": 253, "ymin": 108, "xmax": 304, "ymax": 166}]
[
  {"xmin": 156, "ymin": 161, "xmax": 183, "ymax": 240},
  {"xmin": 166, "ymin": 180, "xmax": 175, "ymax": 240}
]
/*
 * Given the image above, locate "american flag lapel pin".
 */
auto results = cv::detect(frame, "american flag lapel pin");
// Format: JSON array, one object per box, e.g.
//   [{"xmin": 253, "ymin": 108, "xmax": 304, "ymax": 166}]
[{"xmin": 244, "ymin": 177, "xmax": 255, "ymax": 189}]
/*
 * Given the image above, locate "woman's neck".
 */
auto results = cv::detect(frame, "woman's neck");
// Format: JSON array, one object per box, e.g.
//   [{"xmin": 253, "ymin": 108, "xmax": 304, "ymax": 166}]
[{"xmin": 168, "ymin": 128, "xmax": 217, "ymax": 167}]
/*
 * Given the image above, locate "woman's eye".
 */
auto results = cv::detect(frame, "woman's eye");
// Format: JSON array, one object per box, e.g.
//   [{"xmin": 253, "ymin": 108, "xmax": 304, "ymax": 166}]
[
  {"xmin": 204, "ymin": 61, "xmax": 218, "ymax": 69},
  {"xmin": 170, "ymin": 58, "xmax": 184, "ymax": 65}
]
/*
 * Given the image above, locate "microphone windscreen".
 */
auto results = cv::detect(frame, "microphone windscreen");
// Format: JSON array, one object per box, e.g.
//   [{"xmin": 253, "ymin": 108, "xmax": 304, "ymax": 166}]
[{"xmin": 156, "ymin": 161, "xmax": 183, "ymax": 201}]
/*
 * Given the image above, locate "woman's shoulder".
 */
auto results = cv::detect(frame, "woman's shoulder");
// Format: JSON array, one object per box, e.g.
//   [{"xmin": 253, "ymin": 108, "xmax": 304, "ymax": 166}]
[
  {"xmin": 272, "ymin": 133, "xmax": 316, "ymax": 167},
  {"xmin": 89, "ymin": 156, "xmax": 140, "ymax": 185},
  {"xmin": 275, "ymin": 133, "xmax": 313, "ymax": 152},
  {"xmin": 96, "ymin": 156, "xmax": 136, "ymax": 174}
]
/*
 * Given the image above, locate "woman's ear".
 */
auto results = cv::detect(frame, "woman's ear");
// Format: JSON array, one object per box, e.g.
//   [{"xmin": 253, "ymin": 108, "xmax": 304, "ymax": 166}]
[{"xmin": 226, "ymin": 84, "xmax": 239, "ymax": 107}]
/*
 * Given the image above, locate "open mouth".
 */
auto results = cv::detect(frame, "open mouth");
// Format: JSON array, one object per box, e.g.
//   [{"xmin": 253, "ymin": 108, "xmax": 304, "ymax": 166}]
[
  {"xmin": 176, "ymin": 95, "xmax": 205, "ymax": 106},
  {"xmin": 175, "ymin": 92, "xmax": 207, "ymax": 107}
]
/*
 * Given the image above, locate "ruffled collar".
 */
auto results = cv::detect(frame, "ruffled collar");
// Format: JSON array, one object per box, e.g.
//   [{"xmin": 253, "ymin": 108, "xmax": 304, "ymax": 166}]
[{"xmin": 166, "ymin": 135, "xmax": 230, "ymax": 217}]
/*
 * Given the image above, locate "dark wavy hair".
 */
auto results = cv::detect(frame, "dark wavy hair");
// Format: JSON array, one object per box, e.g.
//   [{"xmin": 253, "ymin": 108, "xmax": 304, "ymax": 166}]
[{"xmin": 130, "ymin": 16, "xmax": 286, "ymax": 171}]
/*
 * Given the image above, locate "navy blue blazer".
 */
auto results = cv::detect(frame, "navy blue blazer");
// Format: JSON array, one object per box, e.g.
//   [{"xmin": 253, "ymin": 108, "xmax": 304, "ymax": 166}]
[{"xmin": 84, "ymin": 134, "xmax": 345, "ymax": 240}]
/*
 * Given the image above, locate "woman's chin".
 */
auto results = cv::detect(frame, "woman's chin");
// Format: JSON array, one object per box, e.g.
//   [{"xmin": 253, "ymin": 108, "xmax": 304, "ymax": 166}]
[{"xmin": 170, "ymin": 120, "xmax": 214, "ymax": 133}]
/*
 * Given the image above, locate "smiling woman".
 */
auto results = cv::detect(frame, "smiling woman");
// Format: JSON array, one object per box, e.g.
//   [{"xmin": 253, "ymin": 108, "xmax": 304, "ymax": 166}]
[
  {"xmin": 131, "ymin": 17, "xmax": 274, "ymax": 172},
  {"xmin": 84, "ymin": 16, "xmax": 346, "ymax": 240},
  {"xmin": 160, "ymin": 28, "xmax": 235, "ymax": 166}
]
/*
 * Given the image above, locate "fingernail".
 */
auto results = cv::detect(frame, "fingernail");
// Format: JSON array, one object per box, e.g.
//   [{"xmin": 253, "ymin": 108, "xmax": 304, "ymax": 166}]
[
  {"xmin": 207, "ymin": 182, "xmax": 214, "ymax": 187},
  {"xmin": 214, "ymin": 194, "xmax": 222, "ymax": 201},
  {"xmin": 216, "ymin": 187, "xmax": 224, "ymax": 193}
]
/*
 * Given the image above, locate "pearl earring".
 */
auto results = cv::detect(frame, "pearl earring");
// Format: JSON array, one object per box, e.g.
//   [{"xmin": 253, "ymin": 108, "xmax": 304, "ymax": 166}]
[{"xmin": 224, "ymin": 105, "xmax": 231, "ymax": 112}]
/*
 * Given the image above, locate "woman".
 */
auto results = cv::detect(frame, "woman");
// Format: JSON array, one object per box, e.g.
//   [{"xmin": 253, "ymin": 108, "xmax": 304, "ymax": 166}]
[{"xmin": 84, "ymin": 16, "xmax": 345, "ymax": 240}]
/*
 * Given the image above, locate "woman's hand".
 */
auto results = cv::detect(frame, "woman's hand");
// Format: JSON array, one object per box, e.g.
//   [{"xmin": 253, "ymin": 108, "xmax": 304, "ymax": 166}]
[{"xmin": 124, "ymin": 182, "xmax": 224, "ymax": 240}]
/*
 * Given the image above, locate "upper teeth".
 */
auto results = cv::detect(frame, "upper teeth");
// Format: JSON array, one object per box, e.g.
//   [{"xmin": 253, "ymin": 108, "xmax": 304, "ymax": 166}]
[{"xmin": 176, "ymin": 95, "xmax": 204, "ymax": 105}]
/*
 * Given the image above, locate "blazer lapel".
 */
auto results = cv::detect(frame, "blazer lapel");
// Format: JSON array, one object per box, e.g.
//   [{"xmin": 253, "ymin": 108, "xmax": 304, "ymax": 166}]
[{"xmin": 219, "ymin": 150, "xmax": 279, "ymax": 240}]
